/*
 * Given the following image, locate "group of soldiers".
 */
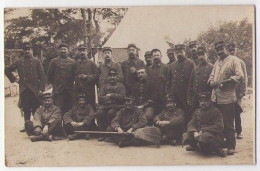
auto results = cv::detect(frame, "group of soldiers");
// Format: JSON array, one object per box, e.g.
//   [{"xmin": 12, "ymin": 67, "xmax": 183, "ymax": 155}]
[{"xmin": 5, "ymin": 39, "xmax": 247, "ymax": 157}]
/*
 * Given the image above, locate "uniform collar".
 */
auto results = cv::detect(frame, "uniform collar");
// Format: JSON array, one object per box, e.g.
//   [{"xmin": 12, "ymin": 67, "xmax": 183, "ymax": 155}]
[
  {"xmin": 43, "ymin": 104, "xmax": 54, "ymax": 112},
  {"xmin": 152, "ymin": 61, "xmax": 162, "ymax": 68}
]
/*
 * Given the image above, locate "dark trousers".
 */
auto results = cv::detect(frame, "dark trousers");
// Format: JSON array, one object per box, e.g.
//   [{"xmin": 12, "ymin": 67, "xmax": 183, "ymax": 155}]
[
  {"xmin": 216, "ymin": 102, "xmax": 236, "ymax": 149},
  {"xmin": 183, "ymin": 132, "xmax": 223, "ymax": 154},
  {"xmin": 144, "ymin": 107, "xmax": 155, "ymax": 126},
  {"xmin": 159, "ymin": 125, "xmax": 183, "ymax": 142},
  {"xmin": 25, "ymin": 120, "xmax": 63, "ymax": 136},
  {"xmin": 53, "ymin": 89, "xmax": 73, "ymax": 115},
  {"xmin": 96, "ymin": 107, "xmax": 118, "ymax": 131},
  {"xmin": 20, "ymin": 89, "xmax": 40, "ymax": 121},
  {"xmin": 235, "ymin": 101, "xmax": 243, "ymax": 134}
]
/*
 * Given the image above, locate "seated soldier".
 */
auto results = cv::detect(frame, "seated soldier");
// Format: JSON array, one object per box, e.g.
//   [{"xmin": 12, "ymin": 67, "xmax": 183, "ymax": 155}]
[
  {"xmin": 25, "ymin": 92, "xmax": 62, "ymax": 142},
  {"xmin": 106, "ymin": 96, "xmax": 148, "ymax": 147},
  {"xmin": 131, "ymin": 67, "xmax": 155, "ymax": 125},
  {"xmin": 96, "ymin": 68, "xmax": 126, "ymax": 141},
  {"xmin": 154, "ymin": 97, "xmax": 185, "ymax": 146},
  {"xmin": 182, "ymin": 92, "xmax": 226, "ymax": 157},
  {"xmin": 63, "ymin": 93, "xmax": 96, "ymax": 140}
]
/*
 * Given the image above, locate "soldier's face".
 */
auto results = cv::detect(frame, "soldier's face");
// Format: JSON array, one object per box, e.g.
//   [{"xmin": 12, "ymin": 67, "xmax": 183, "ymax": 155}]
[
  {"xmin": 216, "ymin": 46, "xmax": 228, "ymax": 59},
  {"xmin": 152, "ymin": 51, "xmax": 162, "ymax": 63},
  {"xmin": 175, "ymin": 50, "xmax": 185, "ymax": 61},
  {"xmin": 59, "ymin": 47, "xmax": 68, "ymax": 56},
  {"xmin": 198, "ymin": 51, "xmax": 206, "ymax": 62},
  {"xmin": 78, "ymin": 48, "xmax": 87, "ymax": 57},
  {"xmin": 127, "ymin": 47, "xmax": 137, "ymax": 59},
  {"xmin": 167, "ymin": 53, "xmax": 175, "ymax": 61},
  {"xmin": 166, "ymin": 103, "xmax": 176, "ymax": 111},
  {"xmin": 43, "ymin": 98, "xmax": 53, "ymax": 108},
  {"xmin": 78, "ymin": 98, "xmax": 86, "ymax": 108},
  {"xmin": 145, "ymin": 55, "xmax": 153, "ymax": 65},
  {"xmin": 24, "ymin": 48, "xmax": 32, "ymax": 56},
  {"xmin": 125, "ymin": 99, "xmax": 134, "ymax": 109},
  {"xmin": 189, "ymin": 45, "xmax": 198, "ymax": 55},
  {"xmin": 137, "ymin": 69, "xmax": 146, "ymax": 80},
  {"xmin": 228, "ymin": 47, "xmax": 236, "ymax": 56},
  {"xmin": 104, "ymin": 51, "xmax": 112, "ymax": 62},
  {"xmin": 199, "ymin": 99, "xmax": 210, "ymax": 109},
  {"xmin": 108, "ymin": 74, "xmax": 117, "ymax": 84}
]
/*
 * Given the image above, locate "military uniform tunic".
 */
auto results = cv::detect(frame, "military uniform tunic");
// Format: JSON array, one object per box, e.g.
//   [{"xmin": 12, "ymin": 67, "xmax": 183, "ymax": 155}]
[
  {"xmin": 187, "ymin": 61, "xmax": 213, "ymax": 113},
  {"xmin": 74, "ymin": 57, "xmax": 99, "ymax": 107},
  {"xmin": 121, "ymin": 58, "xmax": 145, "ymax": 95},
  {"xmin": 5, "ymin": 54, "xmax": 46, "ymax": 101},
  {"xmin": 166, "ymin": 58, "xmax": 195, "ymax": 111}
]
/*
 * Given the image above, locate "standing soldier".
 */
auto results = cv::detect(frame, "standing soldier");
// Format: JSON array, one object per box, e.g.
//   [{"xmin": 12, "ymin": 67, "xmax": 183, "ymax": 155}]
[
  {"xmin": 121, "ymin": 44, "xmax": 145, "ymax": 95},
  {"xmin": 98, "ymin": 47, "xmax": 123, "ymax": 88},
  {"xmin": 166, "ymin": 44, "xmax": 195, "ymax": 124},
  {"xmin": 166, "ymin": 48, "xmax": 176, "ymax": 66},
  {"xmin": 144, "ymin": 51, "xmax": 153, "ymax": 68},
  {"xmin": 131, "ymin": 67, "xmax": 155, "ymax": 125},
  {"xmin": 73, "ymin": 44, "xmax": 99, "ymax": 108},
  {"xmin": 208, "ymin": 40, "xmax": 244, "ymax": 155},
  {"xmin": 47, "ymin": 44, "xmax": 75, "ymax": 115},
  {"xmin": 147, "ymin": 48, "xmax": 168, "ymax": 116},
  {"xmin": 96, "ymin": 69, "xmax": 126, "ymax": 140},
  {"xmin": 227, "ymin": 42, "xmax": 247, "ymax": 139},
  {"xmin": 188, "ymin": 41, "xmax": 200, "ymax": 66},
  {"xmin": 187, "ymin": 47, "xmax": 213, "ymax": 115},
  {"xmin": 5, "ymin": 42, "xmax": 45, "ymax": 132}
]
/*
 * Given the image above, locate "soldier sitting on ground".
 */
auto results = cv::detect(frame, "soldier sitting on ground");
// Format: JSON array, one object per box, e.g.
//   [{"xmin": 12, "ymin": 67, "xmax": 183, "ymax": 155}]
[
  {"xmin": 182, "ymin": 92, "xmax": 226, "ymax": 157},
  {"xmin": 154, "ymin": 97, "xmax": 185, "ymax": 146},
  {"xmin": 25, "ymin": 92, "xmax": 62, "ymax": 142},
  {"xmin": 63, "ymin": 93, "xmax": 96, "ymax": 141},
  {"xmin": 106, "ymin": 96, "xmax": 148, "ymax": 148}
]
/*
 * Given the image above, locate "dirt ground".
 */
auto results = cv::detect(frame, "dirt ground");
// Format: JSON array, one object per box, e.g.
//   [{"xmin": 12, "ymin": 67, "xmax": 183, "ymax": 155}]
[{"xmin": 4, "ymin": 93, "xmax": 255, "ymax": 166}]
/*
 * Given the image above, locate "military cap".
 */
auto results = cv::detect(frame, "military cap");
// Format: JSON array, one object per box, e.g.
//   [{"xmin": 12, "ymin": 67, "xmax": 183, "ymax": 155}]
[
  {"xmin": 78, "ymin": 44, "xmax": 87, "ymax": 50},
  {"xmin": 197, "ymin": 46, "xmax": 206, "ymax": 53},
  {"xmin": 215, "ymin": 40, "xmax": 225, "ymax": 49},
  {"xmin": 227, "ymin": 42, "xmax": 236, "ymax": 50},
  {"xmin": 58, "ymin": 43, "xmax": 69, "ymax": 49},
  {"xmin": 108, "ymin": 68, "xmax": 118, "ymax": 76},
  {"xmin": 189, "ymin": 40, "xmax": 198, "ymax": 47},
  {"xmin": 23, "ymin": 42, "xmax": 32, "ymax": 49},
  {"xmin": 127, "ymin": 43, "xmax": 140, "ymax": 50},
  {"xmin": 42, "ymin": 92, "xmax": 53, "ymax": 99},
  {"xmin": 102, "ymin": 47, "xmax": 112, "ymax": 52},
  {"xmin": 144, "ymin": 51, "xmax": 152, "ymax": 56},
  {"xmin": 77, "ymin": 92, "xmax": 87, "ymax": 99},
  {"xmin": 167, "ymin": 48, "xmax": 175, "ymax": 54},
  {"xmin": 125, "ymin": 96, "xmax": 135, "ymax": 101},
  {"xmin": 198, "ymin": 92, "xmax": 211, "ymax": 101},
  {"xmin": 175, "ymin": 44, "xmax": 185, "ymax": 51}
]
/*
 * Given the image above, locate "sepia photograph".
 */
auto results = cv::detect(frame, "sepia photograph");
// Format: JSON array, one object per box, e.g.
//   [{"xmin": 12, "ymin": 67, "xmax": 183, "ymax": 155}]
[{"xmin": 3, "ymin": 5, "xmax": 255, "ymax": 166}]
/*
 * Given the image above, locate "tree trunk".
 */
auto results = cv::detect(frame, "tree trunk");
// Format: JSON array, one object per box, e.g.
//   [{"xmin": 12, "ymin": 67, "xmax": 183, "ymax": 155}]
[{"xmin": 80, "ymin": 9, "xmax": 87, "ymax": 45}]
